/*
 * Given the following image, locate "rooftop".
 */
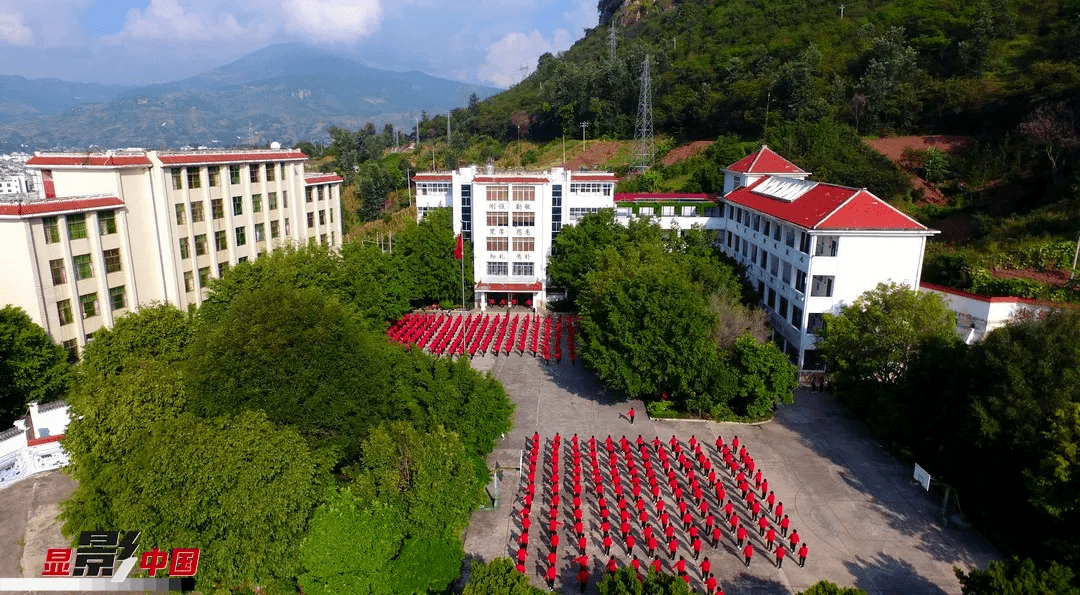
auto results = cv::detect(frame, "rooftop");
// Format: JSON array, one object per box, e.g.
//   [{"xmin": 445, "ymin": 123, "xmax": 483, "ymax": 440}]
[
  {"xmin": 724, "ymin": 145, "xmax": 807, "ymax": 175},
  {"xmin": 0, "ymin": 194, "xmax": 123, "ymax": 217},
  {"xmin": 614, "ymin": 193, "xmax": 719, "ymax": 202}
]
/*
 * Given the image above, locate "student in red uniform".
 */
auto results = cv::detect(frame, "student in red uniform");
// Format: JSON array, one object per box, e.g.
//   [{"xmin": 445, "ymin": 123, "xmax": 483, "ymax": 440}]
[
  {"xmin": 757, "ymin": 515, "xmax": 769, "ymax": 536},
  {"xmin": 743, "ymin": 543, "xmax": 753, "ymax": 567},
  {"xmin": 551, "ymin": 533, "xmax": 560, "ymax": 550},
  {"xmin": 578, "ymin": 535, "xmax": 587, "ymax": 555},
  {"xmin": 628, "ymin": 407, "xmax": 636, "ymax": 424},
  {"xmin": 578, "ymin": 568, "xmax": 589, "ymax": 592},
  {"xmin": 668, "ymin": 538, "xmax": 678, "ymax": 560},
  {"xmin": 798, "ymin": 543, "xmax": 809, "ymax": 567},
  {"xmin": 775, "ymin": 502, "xmax": 784, "ymax": 523},
  {"xmin": 760, "ymin": 478, "xmax": 769, "ymax": 498},
  {"xmin": 517, "ymin": 547, "xmax": 528, "ymax": 564},
  {"xmin": 736, "ymin": 523, "xmax": 748, "ymax": 547},
  {"xmin": 546, "ymin": 564, "xmax": 557, "ymax": 589},
  {"xmin": 765, "ymin": 527, "xmax": 777, "ymax": 551},
  {"xmin": 647, "ymin": 536, "xmax": 658, "ymax": 557},
  {"xmin": 751, "ymin": 500, "xmax": 762, "ymax": 521},
  {"xmin": 780, "ymin": 514, "xmax": 791, "ymax": 537},
  {"xmin": 727, "ymin": 513, "xmax": 739, "ymax": 533},
  {"xmin": 711, "ymin": 526, "xmax": 722, "ymax": 548},
  {"xmin": 651, "ymin": 557, "xmax": 663, "ymax": 574},
  {"xmin": 706, "ymin": 573, "xmax": 718, "ymax": 594},
  {"xmin": 664, "ymin": 523, "xmax": 676, "ymax": 541},
  {"xmin": 692, "ymin": 537, "xmax": 703, "ymax": 560},
  {"xmin": 682, "ymin": 512, "xmax": 693, "ymax": 531},
  {"xmin": 774, "ymin": 544, "xmax": 787, "ymax": 568},
  {"xmin": 675, "ymin": 556, "xmax": 687, "ymax": 576},
  {"xmin": 607, "ymin": 556, "xmax": 618, "ymax": 573},
  {"xmin": 788, "ymin": 529, "xmax": 800, "ymax": 551},
  {"xmin": 766, "ymin": 490, "xmax": 776, "ymax": 511},
  {"xmin": 602, "ymin": 534, "xmax": 612, "ymax": 555},
  {"xmin": 547, "ymin": 551, "xmax": 557, "ymax": 568},
  {"xmin": 625, "ymin": 534, "xmax": 636, "ymax": 556},
  {"xmin": 516, "ymin": 562, "xmax": 526, "ymax": 574}
]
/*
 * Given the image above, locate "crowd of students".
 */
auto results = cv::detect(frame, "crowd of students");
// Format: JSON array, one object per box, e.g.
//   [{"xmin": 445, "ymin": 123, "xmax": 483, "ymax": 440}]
[{"xmin": 513, "ymin": 431, "xmax": 810, "ymax": 593}]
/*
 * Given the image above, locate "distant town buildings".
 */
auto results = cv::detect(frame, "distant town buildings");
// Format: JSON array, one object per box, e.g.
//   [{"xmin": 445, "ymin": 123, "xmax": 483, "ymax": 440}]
[
  {"xmin": 0, "ymin": 152, "xmax": 43, "ymax": 198},
  {"xmin": 0, "ymin": 149, "xmax": 342, "ymax": 359}
]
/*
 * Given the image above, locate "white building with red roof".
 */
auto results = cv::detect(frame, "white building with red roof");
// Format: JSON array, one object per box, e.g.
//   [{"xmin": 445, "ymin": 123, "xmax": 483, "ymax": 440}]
[
  {"xmin": 0, "ymin": 148, "xmax": 342, "ymax": 358},
  {"xmin": 414, "ymin": 164, "xmax": 617, "ymax": 308},
  {"xmin": 717, "ymin": 146, "xmax": 937, "ymax": 369}
]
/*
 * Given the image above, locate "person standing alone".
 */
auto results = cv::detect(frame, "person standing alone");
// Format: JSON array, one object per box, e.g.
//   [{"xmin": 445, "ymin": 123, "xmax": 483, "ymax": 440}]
[{"xmin": 628, "ymin": 407, "xmax": 636, "ymax": 425}]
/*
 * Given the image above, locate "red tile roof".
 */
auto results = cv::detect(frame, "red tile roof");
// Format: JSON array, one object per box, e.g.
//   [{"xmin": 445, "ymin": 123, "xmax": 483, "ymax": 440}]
[
  {"xmin": 26, "ymin": 155, "xmax": 151, "ymax": 167},
  {"xmin": 573, "ymin": 173, "xmax": 619, "ymax": 181},
  {"xmin": 920, "ymin": 282, "xmax": 1077, "ymax": 308},
  {"xmin": 304, "ymin": 174, "xmax": 343, "ymax": 184},
  {"xmin": 724, "ymin": 145, "xmax": 806, "ymax": 175},
  {"xmin": 157, "ymin": 151, "xmax": 307, "ymax": 165},
  {"xmin": 724, "ymin": 177, "xmax": 926, "ymax": 231},
  {"xmin": 614, "ymin": 193, "xmax": 718, "ymax": 202},
  {"xmin": 0, "ymin": 196, "xmax": 123, "ymax": 217},
  {"xmin": 413, "ymin": 174, "xmax": 452, "ymax": 182},
  {"xmin": 476, "ymin": 281, "xmax": 544, "ymax": 292},
  {"xmin": 27, "ymin": 434, "xmax": 63, "ymax": 447},
  {"xmin": 473, "ymin": 176, "xmax": 549, "ymax": 184}
]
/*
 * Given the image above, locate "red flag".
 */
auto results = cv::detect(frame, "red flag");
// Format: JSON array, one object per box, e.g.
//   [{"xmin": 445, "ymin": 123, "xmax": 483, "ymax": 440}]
[{"xmin": 453, "ymin": 234, "xmax": 463, "ymax": 260}]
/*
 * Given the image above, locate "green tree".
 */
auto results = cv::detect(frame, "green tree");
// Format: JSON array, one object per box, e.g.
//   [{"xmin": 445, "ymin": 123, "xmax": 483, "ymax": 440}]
[
  {"xmin": 0, "ymin": 305, "xmax": 70, "ymax": 424},
  {"xmin": 954, "ymin": 558, "xmax": 1080, "ymax": 595},
  {"xmin": 395, "ymin": 207, "xmax": 473, "ymax": 308},
  {"xmin": 463, "ymin": 558, "xmax": 544, "ymax": 595},
  {"xmin": 597, "ymin": 567, "xmax": 694, "ymax": 594},
  {"xmin": 548, "ymin": 209, "xmax": 627, "ymax": 306},
  {"xmin": 77, "ymin": 304, "xmax": 193, "ymax": 376},
  {"xmin": 63, "ymin": 411, "xmax": 325, "ymax": 593},
  {"xmin": 727, "ymin": 334, "xmax": 797, "ymax": 417},
  {"xmin": 340, "ymin": 241, "xmax": 413, "ymax": 326},
  {"xmin": 796, "ymin": 581, "xmax": 868, "ymax": 595},
  {"xmin": 858, "ymin": 26, "xmax": 925, "ymax": 129}
]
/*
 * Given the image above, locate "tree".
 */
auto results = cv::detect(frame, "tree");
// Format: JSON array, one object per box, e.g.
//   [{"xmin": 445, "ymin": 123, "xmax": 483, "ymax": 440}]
[
  {"xmin": 463, "ymin": 558, "xmax": 544, "ymax": 595},
  {"xmin": 955, "ymin": 558, "xmax": 1080, "ymax": 595},
  {"xmin": 857, "ymin": 26, "xmax": 925, "ymax": 129},
  {"xmin": 0, "ymin": 305, "xmax": 70, "ymax": 425},
  {"xmin": 63, "ymin": 411, "xmax": 325, "ymax": 592},
  {"xmin": 1019, "ymin": 102, "xmax": 1079, "ymax": 178},
  {"xmin": 340, "ymin": 241, "xmax": 413, "ymax": 326},
  {"xmin": 394, "ymin": 207, "xmax": 473, "ymax": 308},
  {"xmin": 796, "ymin": 581, "xmax": 868, "ymax": 595},
  {"xmin": 597, "ymin": 567, "xmax": 694, "ymax": 594},
  {"xmin": 548, "ymin": 209, "xmax": 628, "ymax": 305},
  {"xmin": 817, "ymin": 283, "xmax": 958, "ymax": 393},
  {"xmin": 727, "ymin": 334, "xmax": 797, "ymax": 418},
  {"xmin": 77, "ymin": 304, "xmax": 192, "ymax": 377}
]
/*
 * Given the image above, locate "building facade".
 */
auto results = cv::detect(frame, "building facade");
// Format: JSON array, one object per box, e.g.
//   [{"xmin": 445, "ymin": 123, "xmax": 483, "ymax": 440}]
[
  {"xmin": 414, "ymin": 165, "xmax": 617, "ymax": 308},
  {"xmin": 0, "ymin": 149, "xmax": 342, "ymax": 357}
]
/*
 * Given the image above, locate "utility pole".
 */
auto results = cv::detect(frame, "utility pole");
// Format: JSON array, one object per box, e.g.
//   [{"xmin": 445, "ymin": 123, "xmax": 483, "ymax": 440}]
[
  {"xmin": 447, "ymin": 112, "xmax": 451, "ymax": 146},
  {"xmin": 634, "ymin": 55, "xmax": 655, "ymax": 172},
  {"xmin": 405, "ymin": 167, "xmax": 412, "ymax": 207},
  {"xmin": 415, "ymin": 116, "xmax": 420, "ymax": 150},
  {"xmin": 764, "ymin": 91, "xmax": 772, "ymax": 136},
  {"xmin": 580, "ymin": 121, "xmax": 589, "ymax": 152},
  {"xmin": 839, "ymin": 4, "xmax": 845, "ymax": 18}
]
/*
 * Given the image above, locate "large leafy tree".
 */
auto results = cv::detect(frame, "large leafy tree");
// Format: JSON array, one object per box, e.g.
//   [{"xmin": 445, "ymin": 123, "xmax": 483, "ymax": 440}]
[
  {"xmin": 955, "ymin": 558, "xmax": 1080, "ymax": 595},
  {"xmin": 797, "ymin": 581, "xmax": 868, "ymax": 595},
  {"xmin": 77, "ymin": 304, "xmax": 193, "ymax": 377},
  {"xmin": 0, "ymin": 305, "xmax": 70, "ymax": 424},
  {"xmin": 597, "ymin": 567, "xmax": 694, "ymax": 594},
  {"xmin": 463, "ymin": 558, "xmax": 544, "ymax": 595},
  {"xmin": 394, "ymin": 207, "xmax": 473, "ymax": 308},
  {"xmin": 727, "ymin": 334, "xmax": 798, "ymax": 418},
  {"xmin": 547, "ymin": 209, "xmax": 628, "ymax": 305}
]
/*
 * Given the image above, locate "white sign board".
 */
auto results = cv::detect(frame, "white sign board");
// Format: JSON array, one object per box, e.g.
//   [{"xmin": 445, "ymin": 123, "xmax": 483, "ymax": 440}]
[{"xmin": 913, "ymin": 463, "xmax": 931, "ymax": 491}]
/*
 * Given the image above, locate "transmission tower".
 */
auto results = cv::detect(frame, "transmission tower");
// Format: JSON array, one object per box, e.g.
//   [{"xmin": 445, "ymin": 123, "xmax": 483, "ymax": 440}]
[
  {"xmin": 609, "ymin": 22, "xmax": 617, "ymax": 61},
  {"xmin": 634, "ymin": 56, "xmax": 655, "ymax": 171}
]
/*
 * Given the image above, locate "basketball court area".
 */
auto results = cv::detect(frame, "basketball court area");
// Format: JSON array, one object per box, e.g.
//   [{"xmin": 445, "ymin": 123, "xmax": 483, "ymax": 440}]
[{"xmin": 464, "ymin": 353, "xmax": 999, "ymax": 594}]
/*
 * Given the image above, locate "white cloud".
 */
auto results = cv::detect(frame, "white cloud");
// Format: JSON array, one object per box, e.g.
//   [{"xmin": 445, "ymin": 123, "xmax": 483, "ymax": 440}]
[
  {"xmin": 562, "ymin": 0, "xmax": 599, "ymax": 29},
  {"xmin": 280, "ymin": 0, "xmax": 382, "ymax": 43},
  {"xmin": 0, "ymin": 10, "xmax": 33, "ymax": 46},
  {"xmin": 104, "ymin": 0, "xmax": 250, "ymax": 44},
  {"xmin": 476, "ymin": 28, "xmax": 572, "ymax": 87}
]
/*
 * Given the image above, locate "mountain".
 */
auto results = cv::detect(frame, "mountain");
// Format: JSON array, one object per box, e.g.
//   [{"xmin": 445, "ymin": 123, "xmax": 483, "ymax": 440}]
[
  {"xmin": 0, "ymin": 75, "xmax": 129, "ymax": 127},
  {"xmin": 0, "ymin": 43, "xmax": 501, "ymax": 151}
]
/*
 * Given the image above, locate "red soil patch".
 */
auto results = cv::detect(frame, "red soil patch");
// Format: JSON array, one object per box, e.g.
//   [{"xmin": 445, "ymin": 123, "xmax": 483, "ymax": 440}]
[
  {"xmin": 564, "ymin": 141, "xmax": 626, "ymax": 171},
  {"xmin": 864, "ymin": 136, "xmax": 972, "ymax": 206},
  {"xmin": 662, "ymin": 140, "xmax": 714, "ymax": 166},
  {"xmin": 990, "ymin": 266, "xmax": 1074, "ymax": 287}
]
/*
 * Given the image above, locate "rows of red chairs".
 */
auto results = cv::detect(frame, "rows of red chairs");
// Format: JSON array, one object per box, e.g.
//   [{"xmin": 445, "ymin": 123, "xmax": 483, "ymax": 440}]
[{"xmin": 386, "ymin": 313, "xmax": 579, "ymax": 361}]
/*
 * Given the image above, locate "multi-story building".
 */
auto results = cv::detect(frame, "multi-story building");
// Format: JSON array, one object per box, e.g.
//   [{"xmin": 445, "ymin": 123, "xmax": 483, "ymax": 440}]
[
  {"xmin": 0, "ymin": 148, "xmax": 342, "ymax": 358},
  {"xmin": 414, "ymin": 164, "xmax": 617, "ymax": 308},
  {"xmin": 0, "ymin": 153, "xmax": 42, "ymax": 198}
]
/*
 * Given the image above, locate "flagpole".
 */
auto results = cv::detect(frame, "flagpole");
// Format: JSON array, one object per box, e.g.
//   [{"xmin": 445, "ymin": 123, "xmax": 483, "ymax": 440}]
[{"xmin": 459, "ymin": 235, "xmax": 465, "ymax": 359}]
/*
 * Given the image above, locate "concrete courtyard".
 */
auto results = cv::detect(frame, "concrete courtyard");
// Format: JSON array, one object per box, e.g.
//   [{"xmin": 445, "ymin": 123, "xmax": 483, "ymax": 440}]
[{"xmin": 464, "ymin": 352, "xmax": 999, "ymax": 594}]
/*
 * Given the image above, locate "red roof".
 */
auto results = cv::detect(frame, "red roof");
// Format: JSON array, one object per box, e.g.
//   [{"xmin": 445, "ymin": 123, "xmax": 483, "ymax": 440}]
[
  {"xmin": 157, "ymin": 151, "xmax": 307, "ymax": 165},
  {"xmin": 725, "ymin": 146, "xmax": 806, "ymax": 175},
  {"xmin": 724, "ymin": 177, "xmax": 926, "ymax": 231},
  {"xmin": 0, "ymin": 196, "xmax": 123, "ymax": 217},
  {"xmin": 473, "ymin": 176, "xmax": 549, "ymax": 184},
  {"xmin": 26, "ymin": 155, "xmax": 151, "ymax": 167},
  {"xmin": 476, "ymin": 281, "xmax": 543, "ymax": 292},
  {"xmin": 27, "ymin": 434, "xmax": 63, "ymax": 447},
  {"xmin": 413, "ymin": 174, "xmax": 452, "ymax": 182},
  {"xmin": 573, "ymin": 173, "xmax": 619, "ymax": 181},
  {"xmin": 304, "ymin": 174, "xmax": 343, "ymax": 184},
  {"xmin": 614, "ymin": 193, "xmax": 718, "ymax": 202}
]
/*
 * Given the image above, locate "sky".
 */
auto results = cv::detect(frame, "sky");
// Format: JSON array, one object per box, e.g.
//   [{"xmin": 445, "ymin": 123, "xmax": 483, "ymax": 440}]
[{"xmin": 0, "ymin": 0, "xmax": 600, "ymax": 88}]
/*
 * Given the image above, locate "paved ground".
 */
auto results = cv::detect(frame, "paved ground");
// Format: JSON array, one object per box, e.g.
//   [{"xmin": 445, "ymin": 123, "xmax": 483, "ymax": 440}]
[
  {"xmin": 463, "ymin": 353, "xmax": 999, "ymax": 594},
  {"xmin": 0, "ymin": 470, "xmax": 77, "ymax": 593}
]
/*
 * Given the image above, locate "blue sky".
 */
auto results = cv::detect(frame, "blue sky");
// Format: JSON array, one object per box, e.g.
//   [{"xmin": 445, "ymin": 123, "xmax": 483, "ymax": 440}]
[{"xmin": 0, "ymin": 0, "xmax": 599, "ymax": 88}]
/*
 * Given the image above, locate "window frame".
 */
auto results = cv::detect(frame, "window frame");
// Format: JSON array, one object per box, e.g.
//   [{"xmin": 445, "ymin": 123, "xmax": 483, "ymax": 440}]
[
  {"xmin": 49, "ymin": 259, "xmax": 66, "ymax": 286},
  {"xmin": 108, "ymin": 286, "xmax": 126, "ymax": 311},
  {"xmin": 73, "ymin": 254, "xmax": 94, "ymax": 281},
  {"xmin": 98, "ymin": 210, "xmax": 117, "ymax": 235},
  {"xmin": 42, "ymin": 217, "xmax": 60, "ymax": 244},
  {"xmin": 102, "ymin": 248, "xmax": 122, "ymax": 274},
  {"xmin": 67, "ymin": 214, "xmax": 88, "ymax": 240}
]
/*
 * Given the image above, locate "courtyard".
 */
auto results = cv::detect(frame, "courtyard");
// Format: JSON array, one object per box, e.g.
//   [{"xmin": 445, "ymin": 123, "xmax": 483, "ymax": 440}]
[{"xmin": 464, "ymin": 352, "xmax": 999, "ymax": 594}]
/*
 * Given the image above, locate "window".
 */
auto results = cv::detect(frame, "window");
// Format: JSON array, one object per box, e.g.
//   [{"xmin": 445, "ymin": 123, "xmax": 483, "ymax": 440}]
[
  {"xmin": 285, "ymin": 218, "xmax": 290, "ymax": 235},
  {"xmin": 98, "ymin": 210, "xmax": 117, "ymax": 235},
  {"xmin": 616, "ymin": 207, "xmax": 631, "ymax": 218},
  {"xmin": 661, "ymin": 205, "xmax": 675, "ymax": 217},
  {"xmin": 767, "ymin": 288, "xmax": 776, "ymax": 309},
  {"xmin": 569, "ymin": 182, "xmax": 612, "ymax": 195},
  {"xmin": 229, "ymin": 165, "xmax": 240, "ymax": 185},
  {"xmin": 750, "ymin": 245, "xmax": 758, "ymax": 262},
  {"xmin": 184, "ymin": 271, "xmax": 194, "ymax": 292},
  {"xmin": 67, "ymin": 214, "xmax": 87, "ymax": 240},
  {"xmin": 305, "ymin": 188, "xmax": 313, "ymax": 203},
  {"xmin": 306, "ymin": 212, "xmax": 314, "ymax": 228},
  {"xmin": 811, "ymin": 275, "xmax": 834, "ymax": 297},
  {"xmin": 512, "ymin": 237, "xmax": 535, "ymax": 251},
  {"xmin": 512, "ymin": 212, "xmax": 536, "ymax": 226},
  {"xmin": 171, "ymin": 168, "xmax": 183, "ymax": 190},
  {"xmin": 512, "ymin": 262, "xmax": 534, "ymax": 276},
  {"xmin": 487, "ymin": 237, "xmax": 508, "ymax": 251},
  {"xmin": 770, "ymin": 254, "xmax": 779, "ymax": 277},
  {"xmin": 49, "ymin": 259, "xmax": 66, "ymax": 285},
  {"xmin": 638, "ymin": 206, "xmax": 654, "ymax": 217},
  {"xmin": 734, "ymin": 236, "xmax": 740, "ymax": 252},
  {"xmin": 763, "ymin": 220, "xmax": 771, "ymax": 237},
  {"xmin": 73, "ymin": 254, "xmax": 93, "ymax": 280},
  {"xmin": 194, "ymin": 234, "xmax": 208, "ymax": 256},
  {"xmin": 187, "ymin": 169, "xmax": 201, "ymax": 189},
  {"xmin": 266, "ymin": 164, "xmax": 276, "ymax": 181},
  {"xmin": 218, "ymin": 262, "xmax": 229, "ymax": 277},
  {"xmin": 568, "ymin": 207, "xmax": 600, "ymax": 222},
  {"xmin": 778, "ymin": 296, "xmax": 788, "ymax": 318},
  {"xmin": 785, "ymin": 226, "xmax": 796, "ymax": 248},
  {"xmin": 512, "ymin": 186, "xmax": 535, "ymax": 201},
  {"xmin": 43, "ymin": 217, "xmax": 60, "ymax": 244},
  {"xmin": 782, "ymin": 261, "xmax": 792, "ymax": 284},
  {"xmin": 320, "ymin": 233, "xmax": 327, "ymax": 245},
  {"xmin": 814, "ymin": 235, "xmax": 839, "ymax": 257},
  {"xmin": 211, "ymin": 199, "xmax": 224, "ymax": 220},
  {"xmin": 214, "ymin": 230, "xmax": 227, "ymax": 251},
  {"xmin": 254, "ymin": 223, "xmax": 265, "ymax": 242},
  {"xmin": 209, "ymin": 168, "xmax": 219, "ymax": 187},
  {"xmin": 232, "ymin": 195, "xmax": 243, "ymax": 216},
  {"xmin": 791, "ymin": 306, "xmax": 803, "ymax": 330},
  {"xmin": 752, "ymin": 214, "xmax": 761, "ymax": 232},
  {"xmin": 760, "ymin": 249, "xmax": 768, "ymax": 269},
  {"xmin": 682, "ymin": 205, "xmax": 698, "ymax": 217},
  {"xmin": 268, "ymin": 191, "xmax": 278, "ymax": 209},
  {"xmin": 487, "ymin": 261, "xmax": 508, "ymax": 275},
  {"xmin": 191, "ymin": 201, "xmax": 205, "ymax": 222},
  {"xmin": 330, "ymin": 209, "xmax": 333, "ymax": 223},
  {"xmin": 103, "ymin": 248, "xmax": 122, "ymax": 273},
  {"xmin": 198, "ymin": 266, "xmax": 210, "ymax": 288},
  {"xmin": 808, "ymin": 313, "xmax": 824, "ymax": 334},
  {"xmin": 79, "ymin": 293, "xmax": 98, "ymax": 319},
  {"xmin": 179, "ymin": 237, "xmax": 190, "ymax": 259},
  {"xmin": 109, "ymin": 286, "xmax": 126, "ymax": 311},
  {"xmin": 270, "ymin": 220, "xmax": 280, "ymax": 238},
  {"xmin": 249, "ymin": 165, "xmax": 260, "ymax": 183},
  {"xmin": 280, "ymin": 163, "xmax": 287, "ymax": 179},
  {"xmin": 795, "ymin": 270, "xmax": 807, "ymax": 293},
  {"xmin": 175, "ymin": 204, "xmax": 186, "ymax": 225},
  {"xmin": 57, "ymin": 299, "xmax": 73, "ymax": 326},
  {"xmin": 486, "ymin": 186, "xmax": 508, "ymax": 201},
  {"xmin": 773, "ymin": 223, "xmax": 783, "ymax": 241},
  {"xmin": 319, "ymin": 210, "xmax": 326, "ymax": 225},
  {"xmin": 799, "ymin": 231, "xmax": 811, "ymax": 253},
  {"xmin": 282, "ymin": 190, "xmax": 288, "ymax": 208},
  {"xmin": 235, "ymin": 226, "xmax": 246, "ymax": 246},
  {"xmin": 62, "ymin": 338, "xmax": 78, "ymax": 362}
]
